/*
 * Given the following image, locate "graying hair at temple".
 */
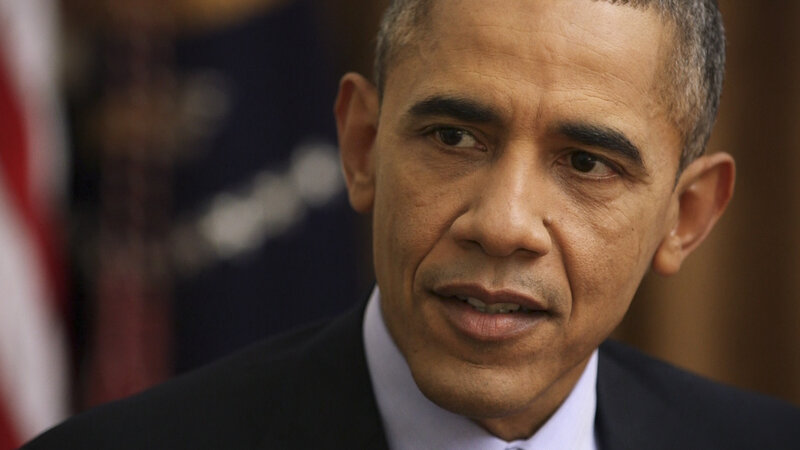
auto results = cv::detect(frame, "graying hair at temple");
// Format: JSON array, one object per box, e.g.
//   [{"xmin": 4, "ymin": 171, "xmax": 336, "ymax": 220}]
[{"xmin": 373, "ymin": 0, "xmax": 726, "ymax": 171}]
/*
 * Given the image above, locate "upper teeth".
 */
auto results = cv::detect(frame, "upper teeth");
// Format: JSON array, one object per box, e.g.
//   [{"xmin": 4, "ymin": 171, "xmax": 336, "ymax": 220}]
[{"xmin": 459, "ymin": 296, "xmax": 531, "ymax": 314}]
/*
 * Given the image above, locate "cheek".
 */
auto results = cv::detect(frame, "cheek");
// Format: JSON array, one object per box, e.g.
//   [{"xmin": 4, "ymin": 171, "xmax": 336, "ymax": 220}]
[
  {"xmin": 371, "ymin": 153, "xmax": 461, "ymax": 286},
  {"xmin": 558, "ymin": 195, "xmax": 668, "ymax": 331}
]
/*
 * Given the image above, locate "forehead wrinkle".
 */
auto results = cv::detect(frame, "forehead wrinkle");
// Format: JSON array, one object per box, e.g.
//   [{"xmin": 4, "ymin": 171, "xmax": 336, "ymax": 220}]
[{"xmin": 428, "ymin": 19, "xmax": 660, "ymax": 108}]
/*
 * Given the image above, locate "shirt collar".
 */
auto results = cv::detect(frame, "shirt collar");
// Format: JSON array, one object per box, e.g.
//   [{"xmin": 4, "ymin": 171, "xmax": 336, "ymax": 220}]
[{"xmin": 363, "ymin": 286, "xmax": 599, "ymax": 450}]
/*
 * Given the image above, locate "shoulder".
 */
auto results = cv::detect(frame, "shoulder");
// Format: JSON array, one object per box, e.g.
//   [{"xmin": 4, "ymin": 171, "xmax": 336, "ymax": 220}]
[
  {"xmin": 23, "ymin": 305, "xmax": 385, "ymax": 449},
  {"xmin": 597, "ymin": 340, "xmax": 800, "ymax": 450}
]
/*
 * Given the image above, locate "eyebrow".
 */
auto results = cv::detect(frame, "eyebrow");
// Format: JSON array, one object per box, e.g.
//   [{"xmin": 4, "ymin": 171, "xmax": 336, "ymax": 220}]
[
  {"xmin": 407, "ymin": 95, "xmax": 502, "ymax": 123},
  {"xmin": 556, "ymin": 122, "xmax": 645, "ymax": 168}
]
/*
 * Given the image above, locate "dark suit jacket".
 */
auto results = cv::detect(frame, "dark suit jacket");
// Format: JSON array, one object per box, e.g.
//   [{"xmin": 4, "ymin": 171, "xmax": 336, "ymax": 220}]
[{"xmin": 24, "ymin": 303, "xmax": 800, "ymax": 449}]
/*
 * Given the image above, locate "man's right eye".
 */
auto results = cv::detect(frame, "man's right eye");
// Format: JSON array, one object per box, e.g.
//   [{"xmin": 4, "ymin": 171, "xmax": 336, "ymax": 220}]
[{"xmin": 431, "ymin": 127, "xmax": 484, "ymax": 150}]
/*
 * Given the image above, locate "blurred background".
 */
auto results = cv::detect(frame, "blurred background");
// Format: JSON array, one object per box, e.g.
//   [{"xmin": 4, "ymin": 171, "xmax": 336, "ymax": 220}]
[{"xmin": 0, "ymin": 0, "xmax": 797, "ymax": 446}]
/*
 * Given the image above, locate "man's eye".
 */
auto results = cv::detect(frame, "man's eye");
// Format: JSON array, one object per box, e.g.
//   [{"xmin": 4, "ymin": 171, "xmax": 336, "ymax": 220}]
[
  {"xmin": 569, "ymin": 151, "xmax": 617, "ymax": 177},
  {"xmin": 432, "ymin": 127, "xmax": 482, "ymax": 149}
]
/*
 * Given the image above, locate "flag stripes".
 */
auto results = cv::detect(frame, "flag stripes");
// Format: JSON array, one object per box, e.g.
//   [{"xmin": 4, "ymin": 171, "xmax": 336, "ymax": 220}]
[{"xmin": 0, "ymin": 0, "xmax": 69, "ymax": 446}]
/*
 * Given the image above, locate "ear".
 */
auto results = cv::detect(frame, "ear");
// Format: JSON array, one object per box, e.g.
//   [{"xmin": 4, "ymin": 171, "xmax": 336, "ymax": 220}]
[
  {"xmin": 652, "ymin": 152, "xmax": 735, "ymax": 275},
  {"xmin": 334, "ymin": 72, "xmax": 380, "ymax": 213}
]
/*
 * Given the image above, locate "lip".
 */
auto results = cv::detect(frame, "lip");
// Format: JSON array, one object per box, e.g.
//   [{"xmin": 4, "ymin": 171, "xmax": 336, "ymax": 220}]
[
  {"xmin": 431, "ymin": 283, "xmax": 549, "ymax": 342},
  {"xmin": 433, "ymin": 283, "xmax": 547, "ymax": 311}
]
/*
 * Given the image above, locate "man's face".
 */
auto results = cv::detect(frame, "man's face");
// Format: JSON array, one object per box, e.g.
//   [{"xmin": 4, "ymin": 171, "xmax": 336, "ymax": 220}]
[{"xmin": 366, "ymin": 0, "xmax": 682, "ymax": 434}]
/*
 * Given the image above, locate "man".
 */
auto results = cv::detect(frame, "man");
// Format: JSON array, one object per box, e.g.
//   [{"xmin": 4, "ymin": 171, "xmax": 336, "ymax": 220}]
[{"xmin": 24, "ymin": 0, "xmax": 800, "ymax": 448}]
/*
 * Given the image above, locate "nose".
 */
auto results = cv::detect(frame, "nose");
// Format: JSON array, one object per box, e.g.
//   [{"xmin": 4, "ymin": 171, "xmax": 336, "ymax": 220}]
[{"xmin": 450, "ymin": 155, "xmax": 553, "ymax": 258}]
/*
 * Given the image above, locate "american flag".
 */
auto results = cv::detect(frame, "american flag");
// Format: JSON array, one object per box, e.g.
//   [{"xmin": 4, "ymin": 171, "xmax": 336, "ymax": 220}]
[{"xmin": 0, "ymin": 0, "xmax": 69, "ymax": 447}]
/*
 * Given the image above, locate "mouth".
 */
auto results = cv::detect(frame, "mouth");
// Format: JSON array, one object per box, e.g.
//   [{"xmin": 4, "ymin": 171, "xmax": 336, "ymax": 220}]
[
  {"xmin": 434, "ymin": 283, "xmax": 547, "ymax": 313},
  {"xmin": 454, "ymin": 295, "xmax": 535, "ymax": 314},
  {"xmin": 431, "ymin": 284, "xmax": 549, "ymax": 341}
]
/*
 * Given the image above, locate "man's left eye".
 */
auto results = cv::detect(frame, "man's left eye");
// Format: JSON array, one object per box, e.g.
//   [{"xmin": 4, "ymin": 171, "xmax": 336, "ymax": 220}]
[
  {"xmin": 433, "ymin": 127, "xmax": 482, "ymax": 149},
  {"xmin": 569, "ymin": 151, "xmax": 617, "ymax": 177}
]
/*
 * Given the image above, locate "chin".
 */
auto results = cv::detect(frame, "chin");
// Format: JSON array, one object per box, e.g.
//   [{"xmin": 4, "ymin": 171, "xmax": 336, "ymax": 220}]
[{"xmin": 410, "ymin": 359, "xmax": 538, "ymax": 419}]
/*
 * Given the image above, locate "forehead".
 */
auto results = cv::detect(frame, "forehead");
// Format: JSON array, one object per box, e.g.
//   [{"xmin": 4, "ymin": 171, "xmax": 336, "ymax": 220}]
[{"xmin": 383, "ymin": 0, "xmax": 680, "ymax": 167}]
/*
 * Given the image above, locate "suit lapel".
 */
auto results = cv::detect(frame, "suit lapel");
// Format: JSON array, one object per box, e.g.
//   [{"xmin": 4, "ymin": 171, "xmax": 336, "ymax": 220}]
[
  {"xmin": 596, "ymin": 341, "xmax": 668, "ymax": 450},
  {"xmin": 256, "ymin": 303, "xmax": 389, "ymax": 449},
  {"xmin": 595, "ymin": 341, "xmax": 712, "ymax": 450}
]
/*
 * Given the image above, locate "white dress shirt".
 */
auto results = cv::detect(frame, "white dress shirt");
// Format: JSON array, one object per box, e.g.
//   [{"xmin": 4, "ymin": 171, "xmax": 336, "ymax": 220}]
[{"xmin": 363, "ymin": 287, "xmax": 599, "ymax": 450}]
